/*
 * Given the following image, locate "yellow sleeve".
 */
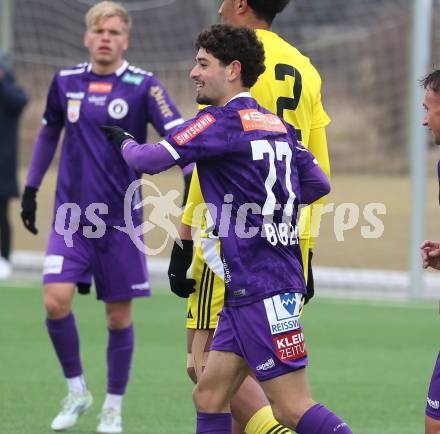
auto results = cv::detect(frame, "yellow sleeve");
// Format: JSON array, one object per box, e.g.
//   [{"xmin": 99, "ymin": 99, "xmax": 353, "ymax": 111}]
[
  {"xmin": 181, "ymin": 166, "xmax": 205, "ymax": 228},
  {"xmin": 308, "ymin": 126, "xmax": 330, "ymax": 248},
  {"xmin": 310, "ymin": 91, "xmax": 331, "ymax": 131}
]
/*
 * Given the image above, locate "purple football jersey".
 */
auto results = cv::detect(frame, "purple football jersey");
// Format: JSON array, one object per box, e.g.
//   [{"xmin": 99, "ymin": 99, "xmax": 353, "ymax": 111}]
[
  {"xmin": 161, "ymin": 93, "xmax": 321, "ymax": 306},
  {"xmin": 30, "ymin": 60, "xmax": 183, "ymax": 225}
]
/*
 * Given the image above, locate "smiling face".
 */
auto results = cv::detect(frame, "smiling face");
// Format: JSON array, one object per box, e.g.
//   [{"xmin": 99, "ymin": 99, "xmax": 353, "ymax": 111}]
[
  {"xmin": 190, "ymin": 48, "xmax": 231, "ymax": 106},
  {"xmin": 423, "ymin": 87, "xmax": 440, "ymax": 145},
  {"xmin": 84, "ymin": 15, "xmax": 128, "ymax": 72}
]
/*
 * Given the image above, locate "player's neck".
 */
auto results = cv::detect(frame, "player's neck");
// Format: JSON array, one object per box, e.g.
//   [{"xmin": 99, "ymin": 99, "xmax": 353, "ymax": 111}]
[
  {"xmin": 220, "ymin": 87, "xmax": 250, "ymax": 106},
  {"xmin": 90, "ymin": 58, "xmax": 124, "ymax": 76},
  {"xmin": 243, "ymin": 16, "xmax": 271, "ymax": 31}
]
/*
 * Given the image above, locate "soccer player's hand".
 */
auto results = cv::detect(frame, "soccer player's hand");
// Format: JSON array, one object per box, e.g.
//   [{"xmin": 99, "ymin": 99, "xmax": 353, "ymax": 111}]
[
  {"xmin": 20, "ymin": 186, "xmax": 38, "ymax": 235},
  {"xmin": 168, "ymin": 239, "xmax": 196, "ymax": 298},
  {"xmin": 100, "ymin": 125, "xmax": 134, "ymax": 149},
  {"xmin": 421, "ymin": 240, "xmax": 440, "ymax": 270}
]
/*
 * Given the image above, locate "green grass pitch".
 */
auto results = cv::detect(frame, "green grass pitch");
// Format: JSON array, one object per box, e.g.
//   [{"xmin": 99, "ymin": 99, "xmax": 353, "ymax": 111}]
[{"xmin": 0, "ymin": 280, "xmax": 437, "ymax": 433}]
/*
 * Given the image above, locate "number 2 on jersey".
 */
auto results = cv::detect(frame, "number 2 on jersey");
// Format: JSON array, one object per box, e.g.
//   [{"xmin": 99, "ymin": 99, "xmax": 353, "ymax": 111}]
[
  {"xmin": 275, "ymin": 63, "xmax": 303, "ymax": 141},
  {"xmin": 251, "ymin": 140, "xmax": 296, "ymax": 217}
]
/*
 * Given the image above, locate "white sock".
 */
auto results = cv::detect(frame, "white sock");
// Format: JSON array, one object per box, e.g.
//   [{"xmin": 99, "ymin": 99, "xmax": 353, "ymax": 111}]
[
  {"xmin": 102, "ymin": 393, "xmax": 123, "ymax": 412},
  {"xmin": 66, "ymin": 375, "xmax": 87, "ymax": 395}
]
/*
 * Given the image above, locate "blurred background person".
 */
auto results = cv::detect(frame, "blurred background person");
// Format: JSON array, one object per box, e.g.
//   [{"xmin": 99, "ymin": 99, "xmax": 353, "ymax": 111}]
[{"xmin": 0, "ymin": 49, "xmax": 28, "ymax": 279}]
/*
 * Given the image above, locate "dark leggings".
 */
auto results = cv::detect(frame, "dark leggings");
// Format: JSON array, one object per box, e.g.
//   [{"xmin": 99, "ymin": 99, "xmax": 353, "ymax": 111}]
[{"xmin": 0, "ymin": 198, "xmax": 11, "ymax": 260}]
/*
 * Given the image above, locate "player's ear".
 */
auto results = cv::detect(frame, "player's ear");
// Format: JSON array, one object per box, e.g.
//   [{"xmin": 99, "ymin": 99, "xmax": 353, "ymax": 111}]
[
  {"xmin": 122, "ymin": 35, "xmax": 129, "ymax": 52},
  {"xmin": 227, "ymin": 60, "xmax": 242, "ymax": 83},
  {"xmin": 83, "ymin": 31, "xmax": 90, "ymax": 49},
  {"xmin": 236, "ymin": 0, "xmax": 248, "ymax": 14}
]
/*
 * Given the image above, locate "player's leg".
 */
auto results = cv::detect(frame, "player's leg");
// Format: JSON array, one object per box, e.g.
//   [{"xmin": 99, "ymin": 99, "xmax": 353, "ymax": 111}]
[
  {"xmin": 426, "ymin": 417, "xmax": 440, "ymax": 434},
  {"xmin": 96, "ymin": 300, "xmax": 133, "ymax": 434},
  {"xmin": 0, "ymin": 197, "xmax": 12, "ymax": 278},
  {"xmin": 426, "ymin": 352, "xmax": 440, "ymax": 434},
  {"xmin": 193, "ymin": 308, "xmax": 251, "ymax": 434},
  {"xmin": 43, "ymin": 229, "xmax": 93, "ymax": 431},
  {"xmin": 260, "ymin": 368, "xmax": 352, "ymax": 433},
  {"xmin": 187, "ymin": 240, "xmax": 290, "ymax": 434},
  {"xmin": 194, "ymin": 350, "xmax": 250, "ymax": 433},
  {"xmin": 187, "ymin": 328, "xmax": 213, "ymax": 383},
  {"xmin": 93, "ymin": 227, "xmax": 149, "ymax": 434},
  {"xmin": 186, "ymin": 239, "xmax": 223, "ymax": 383},
  {"xmin": 230, "ymin": 376, "xmax": 290, "ymax": 434},
  {"xmin": 233, "ymin": 292, "xmax": 353, "ymax": 434}
]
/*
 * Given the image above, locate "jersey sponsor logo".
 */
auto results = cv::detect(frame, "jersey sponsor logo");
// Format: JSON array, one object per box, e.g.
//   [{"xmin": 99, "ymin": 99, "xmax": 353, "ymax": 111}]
[
  {"xmin": 264, "ymin": 293, "xmax": 302, "ymax": 335},
  {"xmin": 122, "ymin": 72, "xmax": 145, "ymax": 86},
  {"xmin": 273, "ymin": 329, "xmax": 307, "ymax": 362},
  {"xmin": 187, "ymin": 308, "xmax": 193, "ymax": 319},
  {"xmin": 66, "ymin": 91, "xmax": 85, "ymax": 100},
  {"xmin": 173, "ymin": 113, "xmax": 216, "ymax": 145},
  {"xmin": 43, "ymin": 255, "xmax": 64, "ymax": 275},
  {"xmin": 88, "ymin": 81, "xmax": 113, "ymax": 93},
  {"xmin": 256, "ymin": 358, "xmax": 276, "ymax": 371},
  {"xmin": 427, "ymin": 397, "xmax": 440, "ymax": 410},
  {"xmin": 150, "ymin": 85, "xmax": 174, "ymax": 118},
  {"xmin": 88, "ymin": 95, "xmax": 107, "ymax": 106},
  {"xmin": 67, "ymin": 99, "xmax": 81, "ymax": 123},
  {"xmin": 108, "ymin": 98, "xmax": 129, "ymax": 119},
  {"xmin": 239, "ymin": 109, "xmax": 287, "ymax": 133}
]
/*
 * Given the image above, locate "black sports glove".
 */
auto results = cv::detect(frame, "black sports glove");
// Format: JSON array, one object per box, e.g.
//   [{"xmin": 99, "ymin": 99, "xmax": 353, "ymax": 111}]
[
  {"xmin": 304, "ymin": 249, "xmax": 314, "ymax": 304},
  {"xmin": 20, "ymin": 186, "xmax": 38, "ymax": 235},
  {"xmin": 100, "ymin": 125, "xmax": 134, "ymax": 149},
  {"xmin": 168, "ymin": 239, "xmax": 196, "ymax": 298}
]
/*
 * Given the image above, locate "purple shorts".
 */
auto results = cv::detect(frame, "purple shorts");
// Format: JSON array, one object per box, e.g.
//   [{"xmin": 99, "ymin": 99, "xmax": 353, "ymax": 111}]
[
  {"xmin": 211, "ymin": 292, "xmax": 308, "ymax": 381},
  {"xmin": 43, "ymin": 226, "xmax": 150, "ymax": 302},
  {"xmin": 426, "ymin": 352, "xmax": 440, "ymax": 419}
]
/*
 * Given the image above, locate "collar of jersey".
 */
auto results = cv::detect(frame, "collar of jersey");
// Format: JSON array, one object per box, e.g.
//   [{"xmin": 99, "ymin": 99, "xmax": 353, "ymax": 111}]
[
  {"xmin": 225, "ymin": 91, "xmax": 252, "ymax": 106},
  {"xmin": 86, "ymin": 60, "xmax": 129, "ymax": 77}
]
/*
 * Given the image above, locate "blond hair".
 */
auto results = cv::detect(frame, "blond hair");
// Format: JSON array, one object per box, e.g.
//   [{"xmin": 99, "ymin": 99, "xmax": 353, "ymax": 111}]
[{"xmin": 85, "ymin": 1, "xmax": 132, "ymax": 32}]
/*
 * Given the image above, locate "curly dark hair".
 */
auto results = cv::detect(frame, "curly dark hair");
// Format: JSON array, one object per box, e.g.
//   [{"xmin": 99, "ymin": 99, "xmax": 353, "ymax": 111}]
[
  {"xmin": 195, "ymin": 24, "xmax": 265, "ymax": 89},
  {"xmin": 421, "ymin": 70, "xmax": 440, "ymax": 93},
  {"xmin": 247, "ymin": 0, "xmax": 290, "ymax": 24}
]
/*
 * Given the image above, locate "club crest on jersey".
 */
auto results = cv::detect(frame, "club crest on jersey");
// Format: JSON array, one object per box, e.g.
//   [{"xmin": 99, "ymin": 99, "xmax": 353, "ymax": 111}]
[
  {"xmin": 173, "ymin": 113, "xmax": 216, "ymax": 145},
  {"xmin": 88, "ymin": 81, "xmax": 113, "ymax": 93},
  {"xmin": 67, "ymin": 99, "xmax": 81, "ymax": 123},
  {"xmin": 108, "ymin": 98, "xmax": 129, "ymax": 119},
  {"xmin": 264, "ymin": 293, "xmax": 302, "ymax": 335},
  {"xmin": 239, "ymin": 109, "xmax": 287, "ymax": 133}
]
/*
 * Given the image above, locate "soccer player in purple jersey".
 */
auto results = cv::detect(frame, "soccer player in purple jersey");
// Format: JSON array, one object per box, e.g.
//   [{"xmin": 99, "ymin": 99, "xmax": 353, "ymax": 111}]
[
  {"xmin": 420, "ymin": 69, "xmax": 440, "ymax": 434},
  {"xmin": 19, "ymin": 2, "xmax": 184, "ymax": 433},
  {"xmin": 102, "ymin": 24, "xmax": 353, "ymax": 434}
]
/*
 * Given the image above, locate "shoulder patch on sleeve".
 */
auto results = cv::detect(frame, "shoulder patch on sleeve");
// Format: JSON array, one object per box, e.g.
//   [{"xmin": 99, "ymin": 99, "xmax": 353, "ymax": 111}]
[
  {"xmin": 59, "ymin": 66, "xmax": 86, "ymax": 77},
  {"xmin": 173, "ymin": 113, "xmax": 217, "ymax": 145},
  {"xmin": 127, "ymin": 65, "xmax": 153, "ymax": 76}
]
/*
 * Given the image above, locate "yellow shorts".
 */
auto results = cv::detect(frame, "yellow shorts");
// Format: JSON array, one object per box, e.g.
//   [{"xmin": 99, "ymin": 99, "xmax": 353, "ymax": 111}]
[
  {"xmin": 186, "ymin": 236, "xmax": 310, "ymax": 329},
  {"xmin": 186, "ymin": 237, "xmax": 225, "ymax": 329}
]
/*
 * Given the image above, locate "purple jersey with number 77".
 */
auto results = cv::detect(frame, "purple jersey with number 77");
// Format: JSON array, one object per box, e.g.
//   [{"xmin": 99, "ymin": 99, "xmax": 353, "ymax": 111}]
[{"xmin": 122, "ymin": 93, "xmax": 330, "ymax": 307}]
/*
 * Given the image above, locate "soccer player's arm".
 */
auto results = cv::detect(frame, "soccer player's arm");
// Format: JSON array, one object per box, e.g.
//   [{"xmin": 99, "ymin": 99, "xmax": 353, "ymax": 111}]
[
  {"xmin": 120, "ymin": 110, "xmax": 227, "ymax": 175},
  {"xmin": 176, "ymin": 167, "xmax": 206, "ymax": 244},
  {"xmin": 26, "ymin": 74, "xmax": 64, "ymax": 189},
  {"xmin": 295, "ymin": 144, "xmax": 330, "ymax": 205},
  {"xmin": 308, "ymin": 90, "xmax": 331, "ymax": 248}
]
